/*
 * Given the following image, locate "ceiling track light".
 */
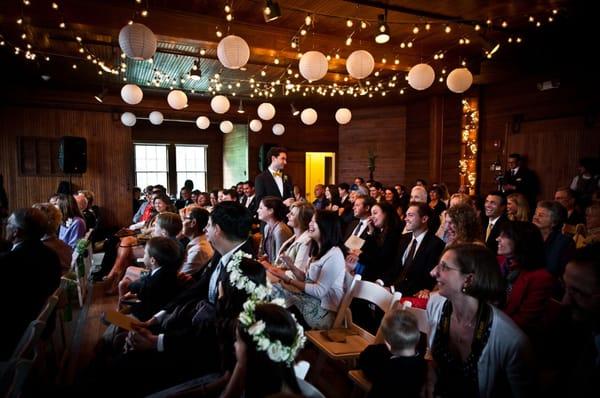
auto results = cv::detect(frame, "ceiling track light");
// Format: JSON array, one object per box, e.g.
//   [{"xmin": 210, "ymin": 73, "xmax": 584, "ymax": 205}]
[
  {"xmin": 290, "ymin": 103, "xmax": 300, "ymax": 116},
  {"xmin": 237, "ymin": 100, "xmax": 245, "ymax": 114},
  {"xmin": 375, "ymin": 11, "xmax": 390, "ymax": 44},
  {"xmin": 263, "ymin": 0, "xmax": 281, "ymax": 23},
  {"xmin": 94, "ymin": 88, "xmax": 108, "ymax": 103}
]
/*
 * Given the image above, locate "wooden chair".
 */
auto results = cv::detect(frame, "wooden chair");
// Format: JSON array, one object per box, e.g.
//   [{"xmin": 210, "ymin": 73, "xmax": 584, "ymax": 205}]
[{"xmin": 305, "ymin": 275, "xmax": 402, "ymax": 362}]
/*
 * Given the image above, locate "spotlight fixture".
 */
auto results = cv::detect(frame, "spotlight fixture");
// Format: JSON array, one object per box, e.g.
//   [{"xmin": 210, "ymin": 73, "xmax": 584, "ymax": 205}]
[
  {"xmin": 237, "ymin": 100, "xmax": 245, "ymax": 114},
  {"xmin": 263, "ymin": 0, "xmax": 281, "ymax": 23},
  {"xmin": 189, "ymin": 59, "xmax": 201, "ymax": 80},
  {"xmin": 94, "ymin": 88, "xmax": 108, "ymax": 103},
  {"xmin": 290, "ymin": 103, "xmax": 300, "ymax": 116},
  {"xmin": 375, "ymin": 11, "xmax": 390, "ymax": 44}
]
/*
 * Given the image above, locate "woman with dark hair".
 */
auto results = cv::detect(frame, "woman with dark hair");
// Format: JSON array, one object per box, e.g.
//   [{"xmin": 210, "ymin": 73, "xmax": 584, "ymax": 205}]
[
  {"xmin": 222, "ymin": 303, "xmax": 304, "ymax": 398},
  {"xmin": 427, "ymin": 243, "xmax": 534, "ymax": 398},
  {"xmin": 258, "ymin": 196, "xmax": 293, "ymax": 263},
  {"xmin": 271, "ymin": 210, "xmax": 345, "ymax": 329},
  {"xmin": 497, "ymin": 221, "xmax": 556, "ymax": 336},
  {"xmin": 383, "ymin": 187, "xmax": 402, "ymax": 210},
  {"xmin": 325, "ymin": 184, "xmax": 341, "ymax": 211},
  {"xmin": 428, "ymin": 186, "xmax": 447, "ymax": 233},
  {"xmin": 533, "ymin": 200, "xmax": 575, "ymax": 276},
  {"xmin": 56, "ymin": 193, "xmax": 86, "ymax": 249}
]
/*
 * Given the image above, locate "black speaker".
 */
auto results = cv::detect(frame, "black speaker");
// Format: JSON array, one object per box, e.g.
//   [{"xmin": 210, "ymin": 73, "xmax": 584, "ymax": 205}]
[
  {"xmin": 58, "ymin": 136, "xmax": 87, "ymax": 173},
  {"xmin": 258, "ymin": 143, "xmax": 277, "ymax": 172}
]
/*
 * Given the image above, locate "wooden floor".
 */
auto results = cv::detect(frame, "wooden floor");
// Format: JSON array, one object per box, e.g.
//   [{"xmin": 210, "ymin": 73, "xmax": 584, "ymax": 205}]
[{"xmin": 66, "ymin": 281, "xmax": 356, "ymax": 398}]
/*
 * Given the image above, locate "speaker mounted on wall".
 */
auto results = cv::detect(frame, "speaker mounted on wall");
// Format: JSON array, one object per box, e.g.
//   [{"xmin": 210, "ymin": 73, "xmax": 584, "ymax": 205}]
[{"xmin": 58, "ymin": 136, "xmax": 87, "ymax": 173}]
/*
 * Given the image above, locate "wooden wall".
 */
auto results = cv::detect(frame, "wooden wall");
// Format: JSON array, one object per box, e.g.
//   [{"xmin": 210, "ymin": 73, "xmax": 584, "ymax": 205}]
[
  {"xmin": 0, "ymin": 106, "xmax": 133, "ymax": 228},
  {"xmin": 338, "ymin": 106, "xmax": 407, "ymax": 186}
]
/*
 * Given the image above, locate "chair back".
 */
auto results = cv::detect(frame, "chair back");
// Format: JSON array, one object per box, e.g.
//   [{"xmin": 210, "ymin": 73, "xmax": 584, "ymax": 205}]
[
  {"xmin": 294, "ymin": 360, "xmax": 310, "ymax": 380},
  {"xmin": 11, "ymin": 320, "xmax": 46, "ymax": 361},
  {"xmin": 403, "ymin": 304, "xmax": 429, "ymax": 336},
  {"xmin": 36, "ymin": 295, "xmax": 59, "ymax": 324}
]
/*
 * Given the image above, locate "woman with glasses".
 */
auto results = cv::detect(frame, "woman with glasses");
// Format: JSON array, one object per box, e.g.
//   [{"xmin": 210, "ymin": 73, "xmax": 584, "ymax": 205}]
[{"xmin": 427, "ymin": 243, "xmax": 534, "ymax": 398}]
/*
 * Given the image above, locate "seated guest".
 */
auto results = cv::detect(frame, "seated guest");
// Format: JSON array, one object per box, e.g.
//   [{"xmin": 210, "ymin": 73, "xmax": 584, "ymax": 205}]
[
  {"xmin": 337, "ymin": 183, "xmax": 353, "ymax": 222},
  {"xmin": 133, "ymin": 187, "xmax": 143, "ymax": 214},
  {"xmin": 428, "ymin": 186, "xmax": 447, "ymax": 233},
  {"xmin": 221, "ymin": 188, "xmax": 238, "ymax": 202},
  {"xmin": 533, "ymin": 200, "xmax": 575, "ymax": 277},
  {"xmin": 497, "ymin": 221, "xmax": 556, "ymax": 337},
  {"xmin": 271, "ymin": 210, "xmax": 345, "ymax": 329},
  {"xmin": 444, "ymin": 204, "xmax": 483, "ymax": 247},
  {"xmin": 573, "ymin": 201, "xmax": 600, "ymax": 248},
  {"xmin": 507, "ymin": 192, "xmax": 530, "ymax": 222},
  {"xmin": 257, "ymin": 196, "xmax": 293, "ymax": 263},
  {"xmin": 129, "ymin": 194, "xmax": 177, "ymax": 231},
  {"xmin": 343, "ymin": 194, "xmax": 375, "ymax": 242},
  {"xmin": 482, "ymin": 191, "xmax": 508, "ymax": 254},
  {"xmin": 242, "ymin": 181, "xmax": 258, "ymax": 216},
  {"xmin": 32, "ymin": 202, "xmax": 73, "ymax": 274},
  {"xmin": 0, "ymin": 208, "xmax": 61, "ymax": 359},
  {"xmin": 427, "ymin": 244, "xmax": 534, "ymax": 397},
  {"xmin": 359, "ymin": 309, "xmax": 427, "ymax": 398},
  {"xmin": 122, "ymin": 237, "xmax": 183, "ymax": 322},
  {"xmin": 312, "ymin": 184, "xmax": 329, "ymax": 210},
  {"xmin": 410, "ymin": 185, "xmax": 428, "ymax": 203},
  {"xmin": 325, "ymin": 184, "xmax": 341, "ymax": 212},
  {"xmin": 262, "ymin": 201, "xmax": 314, "ymax": 280},
  {"xmin": 436, "ymin": 193, "xmax": 473, "ymax": 243},
  {"xmin": 133, "ymin": 185, "xmax": 154, "ymax": 223},
  {"xmin": 175, "ymin": 187, "xmax": 193, "ymax": 210},
  {"xmin": 180, "ymin": 207, "xmax": 214, "ymax": 275},
  {"xmin": 57, "ymin": 193, "xmax": 87, "ymax": 250},
  {"xmin": 570, "ymin": 156, "xmax": 600, "ymax": 206},
  {"xmin": 554, "ymin": 187, "xmax": 585, "ymax": 229},
  {"xmin": 77, "ymin": 189, "xmax": 100, "ymax": 231}
]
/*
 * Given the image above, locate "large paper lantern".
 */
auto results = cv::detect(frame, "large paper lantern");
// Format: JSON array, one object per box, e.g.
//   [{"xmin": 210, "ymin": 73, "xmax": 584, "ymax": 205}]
[
  {"xmin": 121, "ymin": 112, "xmax": 136, "ymax": 127},
  {"xmin": 335, "ymin": 108, "xmax": 352, "ymax": 125},
  {"xmin": 300, "ymin": 108, "xmax": 318, "ymax": 125},
  {"xmin": 167, "ymin": 90, "xmax": 188, "ymax": 110},
  {"xmin": 210, "ymin": 95, "xmax": 230, "ymax": 114},
  {"xmin": 121, "ymin": 84, "xmax": 143, "ymax": 105},
  {"xmin": 346, "ymin": 50, "xmax": 374, "ymax": 80},
  {"xmin": 446, "ymin": 67, "xmax": 473, "ymax": 93},
  {"xmin": 220, "ymin": 120, "xmax": 234, "ymax": 134},
  {"xmin": 408, "ymin": 63, "xmax": 435, "ymax": 91},
  {"xmin": 149, "ymin": 111, "xmax": 163, "ymax": 125},
  {"xmin": 299, "ymin": 51, "xmax": 328, "ymax": 82},
  {"xmin": 217, "ymin": 35, "xmax": 250, "ymax": 69},
  {"xmin": 249, "ymin": 119, "xmax": 262, "ymax": 132},
  {"xmin": 272, "ymin": 123, "xmax": 285, "ymax": 136},
  {"xmin": 257, "ymin": 103, "xmax": 276, "ymax": 120},
  {"xmin": 118, "ymin": 23, "xmax": 157, "ymax": 60},
  {"xmin": 196, "ymin": 116, "xmax": 210, "ymax": 129}
]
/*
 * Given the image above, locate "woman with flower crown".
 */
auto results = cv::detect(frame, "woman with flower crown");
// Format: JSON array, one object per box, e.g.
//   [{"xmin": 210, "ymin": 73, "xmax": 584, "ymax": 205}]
[{"xmin": 269, "ymin": 210, "xmax": 346, "ymax": 330}]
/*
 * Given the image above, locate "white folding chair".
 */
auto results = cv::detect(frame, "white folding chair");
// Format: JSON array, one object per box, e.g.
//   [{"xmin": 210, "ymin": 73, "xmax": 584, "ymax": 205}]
[
  {"xmin": 294, "ymin": 360, "xmax": 310, "ymax": 380},
  {"xmin": 70, "ymin": 230, "xmax": 93, "ymax": 307}
]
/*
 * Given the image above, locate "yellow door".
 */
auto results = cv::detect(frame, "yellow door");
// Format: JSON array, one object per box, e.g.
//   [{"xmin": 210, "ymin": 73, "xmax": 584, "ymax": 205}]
[{"xmin": 305, "ymin": 152, "xmax": 335, "ymax": 202}]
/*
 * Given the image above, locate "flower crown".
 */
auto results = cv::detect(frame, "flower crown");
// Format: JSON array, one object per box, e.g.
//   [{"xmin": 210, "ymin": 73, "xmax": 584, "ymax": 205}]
[
  {"xmin": 238, "ymin": 298, "xmax": 306, "ymax": 365},
  {"xmin": 226, "ymin": 251, "xmax": 271, "ymax": 301}
]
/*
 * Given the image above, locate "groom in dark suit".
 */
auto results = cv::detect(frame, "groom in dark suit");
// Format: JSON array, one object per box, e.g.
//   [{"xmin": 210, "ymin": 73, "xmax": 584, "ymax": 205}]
[{"xmin": 255, "ymin": 146, "xmax": 294, "ymax": 206}]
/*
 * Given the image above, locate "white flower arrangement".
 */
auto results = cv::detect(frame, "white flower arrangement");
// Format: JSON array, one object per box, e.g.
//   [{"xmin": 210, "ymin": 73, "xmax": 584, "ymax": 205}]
[
  {"xmin": 238, "ymin": 297, "xmax": 306, "ymax": 365},
  {"xmin": 226, "ymin": 251, "xmax": 271, "ymax": 301}
]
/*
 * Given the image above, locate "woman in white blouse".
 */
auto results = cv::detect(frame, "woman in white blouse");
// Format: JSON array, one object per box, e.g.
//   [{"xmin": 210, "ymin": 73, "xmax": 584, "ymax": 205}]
[{"xmin": 270, "ymin": 210, "xmax": 346, "ymax": 329}]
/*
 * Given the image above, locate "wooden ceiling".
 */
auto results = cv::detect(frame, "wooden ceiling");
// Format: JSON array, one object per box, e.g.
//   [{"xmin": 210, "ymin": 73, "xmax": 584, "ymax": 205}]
[{"xmin": 0, "ymin": 0, "xmax": 577, "ymax": 105}]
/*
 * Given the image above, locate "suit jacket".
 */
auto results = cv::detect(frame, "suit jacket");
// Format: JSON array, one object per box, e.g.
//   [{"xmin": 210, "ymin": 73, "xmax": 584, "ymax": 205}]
[
  {"xmin": 343, "ymin": 218, "xmax": 370, "ymax": 242},
  {"xmin": 358, "ymin": 226, "xmax": 403, "ymax": 282},
  {"xmin": 383, "ymin": 230, "xmax": 445, "ymax": 296},
  {"xmin": 503, "ymin": 167, "xmax": 538, "ymax": 207},
  {"xmin": 483, "ymin": 213, "xmax": 508, "ymax": 254},
  {"xmin": 254, "ymin": 169, "xmax": 293, "ymax": 203},
  {"xmin": 0, "ymin": 240, "xmax": 61, "ymax": 359},
  {"xmin": 245, "ymin": 195, "xmax": 258, "ymax": 218},
  {"xmin": 128, "ymin": 267, "xmax": 181, "ymax": 322}
]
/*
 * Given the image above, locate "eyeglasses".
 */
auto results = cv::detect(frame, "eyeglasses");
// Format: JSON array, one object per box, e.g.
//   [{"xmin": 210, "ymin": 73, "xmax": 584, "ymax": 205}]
[{"xmin": 436, "ymin": 261, "xmax": 460, "ymax": 272}]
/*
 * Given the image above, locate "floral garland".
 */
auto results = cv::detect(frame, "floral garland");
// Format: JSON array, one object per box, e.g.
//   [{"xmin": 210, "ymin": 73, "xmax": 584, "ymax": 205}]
[
  {"xmin": 238, "ymin": 297, "xmax": 306, "ymax": 365},
  {"xmin": 226, "ymin": 251, "xmax": 271, "ymax": 301}
]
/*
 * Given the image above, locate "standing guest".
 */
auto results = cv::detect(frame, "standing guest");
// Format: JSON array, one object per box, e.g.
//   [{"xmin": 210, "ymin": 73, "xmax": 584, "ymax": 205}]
[
  {"xmin": 482, "ymin": 191, "xmax": 508, "ymax": 254},
  {"xmin": 502, "ymin": 153, "xmax": 539, "ymax": 209},
  {"xmin": 554, "ymin": 187, "xmax": 585, "ymax": 227},
  {"xmin": 32, "ymin": 203, "xmax": 73, "ymax": 274},
  {"xmin": 255, "ymin": 147, "xmax": 294, "ymax": 206},
  {"xmin": 507, "ymin": 192, "xmax": 530, "ymax": 222},
  {"xmin": 415, "ymin": 179, "xmax": 428, "ymax": 189},
  {"xmin": 271, "ymin": 210, "xmax": 345, "ymax": 329},
  {"xmin": 257, "ymin": 197, "xmax": 293, "ymax": 263},
  {"xmin": 57, "ymin": 193, "xmax": 87, "ymax": 250},
  {"xmin": 0, "ymin": 208, "xmax": 61, "ymax": 359},
  {"xmin": 312, "ymin": 184, "xmax": 329, "ymax": 210},
  {"xmin": 532, "ymin": 200, "xmax": 575, "ymax": 277},
  {"xmin": 180, "ymin": 207, "xmax": 214, "ymax": 275},
  {"xmin": 570, "ymin": 157, "xmax": 600, "ymax": 206},
  {"xmin": 427, "ymin": 244, "xmax": 534, "ymax": 398}
]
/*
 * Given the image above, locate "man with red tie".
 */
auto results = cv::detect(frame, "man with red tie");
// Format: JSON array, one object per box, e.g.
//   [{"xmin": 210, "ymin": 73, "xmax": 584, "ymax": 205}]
[{"xmin": 254, "ymin": 146, "xmax": 294, "ymax": 207}]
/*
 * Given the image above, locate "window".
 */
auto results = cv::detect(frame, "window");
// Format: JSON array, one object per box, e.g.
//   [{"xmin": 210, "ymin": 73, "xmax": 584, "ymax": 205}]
[{"xmin": 134, "ymin": 143, "xmax": 207, "ymax": 193}]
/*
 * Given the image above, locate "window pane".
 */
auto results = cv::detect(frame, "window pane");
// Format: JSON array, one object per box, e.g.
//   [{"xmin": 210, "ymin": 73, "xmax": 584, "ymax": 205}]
[{"xmin": 175, "ymin": 145, "xmax": 207, "ymax": 191}]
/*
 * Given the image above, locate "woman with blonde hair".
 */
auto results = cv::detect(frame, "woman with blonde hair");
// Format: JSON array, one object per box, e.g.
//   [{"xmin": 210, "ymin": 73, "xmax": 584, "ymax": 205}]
[
  {"xmin": 32, "ymin": 202, "xmax": 73, "ymax": 274},
  {"xmin": 507, "ymin": 193, "xmax": 530, "ymax": 221}
]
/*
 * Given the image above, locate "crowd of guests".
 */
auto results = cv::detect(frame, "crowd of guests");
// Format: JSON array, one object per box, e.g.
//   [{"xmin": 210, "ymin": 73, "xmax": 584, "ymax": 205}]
[{"xmin": 0, "ymin": 150, "xmax": 599, "ymax": 397}]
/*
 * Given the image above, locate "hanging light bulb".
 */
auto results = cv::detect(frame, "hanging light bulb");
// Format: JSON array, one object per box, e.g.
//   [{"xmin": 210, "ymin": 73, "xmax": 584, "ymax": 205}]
[
  {"xmin": 375, "ymin": 12, "xmax": 390, "ymax": 44},
  {"xmin": 263, "ymin": 0, "xmax": 282, "ymax": 22}
]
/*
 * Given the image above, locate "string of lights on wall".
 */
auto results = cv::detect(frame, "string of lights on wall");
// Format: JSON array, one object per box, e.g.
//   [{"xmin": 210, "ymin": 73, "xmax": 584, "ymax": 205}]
[{"xmin": 459, "ymin": 98, "xmax": 479, "ymax": 195}]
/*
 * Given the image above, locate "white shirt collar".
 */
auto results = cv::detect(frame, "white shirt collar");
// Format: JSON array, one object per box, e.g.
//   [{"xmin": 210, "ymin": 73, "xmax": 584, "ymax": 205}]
[
  {"xmin": 219, "ymin": 241, "xmax": 246, "ymax": 267},
  {"xmin": 151, "ymin": 266, "xmax": 162, "ymax": 276}
]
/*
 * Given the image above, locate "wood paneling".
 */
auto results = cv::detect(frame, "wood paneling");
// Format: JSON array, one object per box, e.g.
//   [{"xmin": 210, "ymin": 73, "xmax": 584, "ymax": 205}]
[
  {"xmin": 440, "ymin": 95, "xmax": 463, "ymax": 193},
  {"xmin": 405, "ymin": 99, "xmax": 431, "ymax": 186},
  {"xmin": 338, "ymin": 106, "xmax": 406, "ymax": 186},
  {"xmin": 0, "ymin": 106, "xmax": 133, "ymax": 228}
]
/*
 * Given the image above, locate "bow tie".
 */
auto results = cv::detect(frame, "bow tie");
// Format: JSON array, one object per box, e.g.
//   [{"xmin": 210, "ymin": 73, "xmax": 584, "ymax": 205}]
[{"xmin": 272, "ymin": 171, "xmax": 282, "ymax": 177}]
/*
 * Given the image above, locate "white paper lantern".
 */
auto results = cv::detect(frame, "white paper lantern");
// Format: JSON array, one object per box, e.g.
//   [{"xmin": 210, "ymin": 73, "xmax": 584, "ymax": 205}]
[
  {"xmin": 408, "ymin": 63, "xmax": 435, "ymax": 91},
  {"xmin": 257, "ymin": 103, "xmax": 276, "ymax": 121},
  {"xmin": 272, "ymin": 123, "xmax": 285, "ymax": 136},
  {"xmin": 196, "ymin": 116, "xmax": 210, "ymax": 129},
  {"xmin": 299, "ymin": 51, "xmax": 328, "ymax": 82},
  {"xmin": 346, "ymin": 50, "xmax": 374, "ymax": 80},
  {"xmin": 217, "ymin": 35, "xmax": 250, "ymax": 69},
  {"xmin": 149, "ymin": 111, "xmax": 163, "ymax": 125},
  {"xmin": 335, "ymin": 108, "xmax": 352, "ymax": 125},
  {"xmin": 249, "ymin": 119, "xmax": 263, "ymax": 132},
  {"xmin": 167, "ymin": 90, "xmax": 188, "ymax": 110},
  {"xmin": 210, "ymin": 95, "xmax": 230, "ymax": 114},
  {"xmin": 118, "ymin": 23, "xmax": 157, "ymax": 60},
  {"xmin": 446, "ymin": 67, "xmax": 473, "ymax": 93},
  {"xmin": 220, "ymin": 120, "xmax": 234, "ymax": 134},
  {"xmin": 120, "ymin": 84, "xmax": 143, "ymax": 105},
  {"xmin": 120, "ymin": 112, "xmax": 136, "ymax": 127},
  {"xmin": 300, "ymin": 108, "xmax": 318, "ymax": 125}
]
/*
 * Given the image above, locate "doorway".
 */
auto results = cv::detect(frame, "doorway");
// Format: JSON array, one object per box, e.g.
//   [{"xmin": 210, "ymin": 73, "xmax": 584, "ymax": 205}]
[{"xmin": 305, "ymin": 152, "xmax": 336, "ymax": 202}]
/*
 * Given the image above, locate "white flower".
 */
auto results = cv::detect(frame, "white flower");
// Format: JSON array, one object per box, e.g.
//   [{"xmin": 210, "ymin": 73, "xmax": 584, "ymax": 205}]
[
  {"xmin": 257, "ymin": 336, "xmax": 271, "ymax": 351},
  {"xmin": 267, "ymin": 343, "xmax": 286, "ymax": 362},
  {"xmin": 248, "ymin": 320, "xmax": 266, "ymax": 336},
  {"xmin": 271, "ymin": 298, "xmax": 286, "ymax": 307},
  {"xmin": 243, "ymin": 299, "xmax": 255, "ymax": 313},
  {"xmin": 245, "ymin": 280, "xmax": 256, "ymax": 291},
  {"xmin": 239, "ymin": 312, "xmax": 253, "ymax": 326}
]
